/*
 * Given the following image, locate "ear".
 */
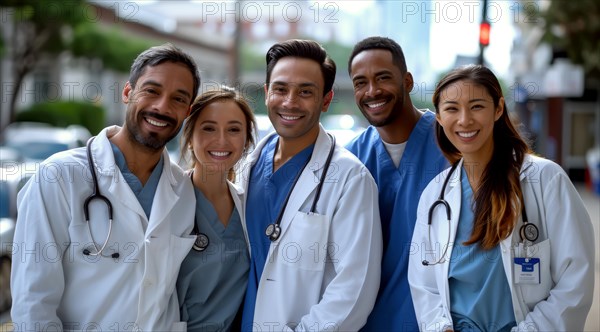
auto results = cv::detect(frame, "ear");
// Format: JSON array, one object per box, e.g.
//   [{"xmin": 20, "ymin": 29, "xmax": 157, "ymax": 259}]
[
  {"xmin": 321, "ymin": 90, "xmax": 334, "ymax": 113},
  {"xmin": 404, "ymin": 72, "xmax": 414, "ymax": 93},
  {"xmin": 122, "ymin": 82, "xmax": 132, "ymax": 104},
  {"xmin": 186, "ymin": 105, "xmax": 192, "ymax": 117},
  {"xmin": 495, "ymin": 97, "xmax": 505, "ymax": 121},
  {"xmin": 264, "ymin": 84, "xmax": 269, "ymax": 107},
  {"xmin": 435, "ymin": 112, "xmax": 443, "ymax": 126}
]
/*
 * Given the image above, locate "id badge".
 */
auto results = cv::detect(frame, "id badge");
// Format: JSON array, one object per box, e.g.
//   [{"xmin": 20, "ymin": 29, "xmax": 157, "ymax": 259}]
[{"xmin": 513, "ymin": 257, "xmax": 541, "ymax": 284}]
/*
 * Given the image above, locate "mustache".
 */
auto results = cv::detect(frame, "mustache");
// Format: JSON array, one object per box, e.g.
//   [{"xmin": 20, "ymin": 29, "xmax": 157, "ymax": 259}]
[
  {"xmin": 141, "ymin": 110, "xmax": 177, "ymax": 126},
  {"xmin": 362, "ymin": 97, "xmax": 389, "ymax": 104}
]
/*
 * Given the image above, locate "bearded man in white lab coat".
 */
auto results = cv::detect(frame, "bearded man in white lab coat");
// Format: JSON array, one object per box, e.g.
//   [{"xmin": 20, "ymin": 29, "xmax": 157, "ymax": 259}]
[{"xmin": 11, "ymin": 43, "xmax": 200, "ymax": 331}]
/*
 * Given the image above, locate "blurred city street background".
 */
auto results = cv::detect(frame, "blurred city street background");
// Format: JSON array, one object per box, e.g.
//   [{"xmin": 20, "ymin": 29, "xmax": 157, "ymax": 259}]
[{"xmin": 0, "ymin": 0, "xmax": 599, "ymax": 329}]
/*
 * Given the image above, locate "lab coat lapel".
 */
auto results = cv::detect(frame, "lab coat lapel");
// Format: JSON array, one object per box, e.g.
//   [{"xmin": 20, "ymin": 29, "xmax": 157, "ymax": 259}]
[
  {"xmin": 438, "ymin": 159, "xmax": 462, "ymax": 306},
  {"xmin": 92, "ymin": 127, "xmax": 147, "ymax": 228},
  {"xmin": 277, "ymin": 126, "xmax": 330, "ymax": 240},
  {"xmin": 146, "ymin": 150, "xmax": 180, "ymax": 235}
]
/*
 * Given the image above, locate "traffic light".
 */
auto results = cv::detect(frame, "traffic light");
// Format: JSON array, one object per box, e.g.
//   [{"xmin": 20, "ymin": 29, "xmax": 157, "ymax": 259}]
[{"xmin": 479, "ymin": 21, "xmax": 491, "ymax": 46}]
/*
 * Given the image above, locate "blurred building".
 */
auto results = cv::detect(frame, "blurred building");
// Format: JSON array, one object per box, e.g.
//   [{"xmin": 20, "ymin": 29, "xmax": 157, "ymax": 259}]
[
  {"xmin": 0, "ymin": 1, "xmax": 231, "ymax": 127},
  {"xmin": 509, "ymin": 0, "xmax": 599, "ymax": 179}
]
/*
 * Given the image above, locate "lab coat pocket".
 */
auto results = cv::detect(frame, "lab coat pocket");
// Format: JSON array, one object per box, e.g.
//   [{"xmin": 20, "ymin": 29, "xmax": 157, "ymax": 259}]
[
  {"xmin": 279, "ymin": 212, "xmax": 330, "ymax": 271},
  {"xmin": 520, "ymin": 238, "xmax": 553, "ymax": 307},
  {"xmin": 170, "ymin": 321, "xmax": 187, "ymax": 331}
]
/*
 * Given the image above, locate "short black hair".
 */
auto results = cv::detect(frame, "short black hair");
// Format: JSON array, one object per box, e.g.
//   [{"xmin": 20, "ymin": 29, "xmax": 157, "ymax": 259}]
[
  {"xmin": 129, "ymin": 43, "xmax": 201, "ymax": 104},
  {"xmin": 348, "ymin": 36, "xmax": 407, "ymax": 75},
  {"xmin": 266, "ymin": 39, "xmax": 336, "ymax": 96}
]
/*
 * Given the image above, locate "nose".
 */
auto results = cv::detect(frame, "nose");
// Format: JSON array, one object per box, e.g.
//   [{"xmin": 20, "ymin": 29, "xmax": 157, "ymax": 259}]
[
  {"xmin": 457, "ymin": 109, "xmax": 473, "ymax": 126},
  {"xmin": 365, "ymin": 81, "xmax": 381, "ymax": 98},
  {"xmin": 280, "ymin": 90, "xmax": 299, "ymax": 109},
  {"xmin": 152, "ymin": 95, "xmax": 172, "ymax": 115}
]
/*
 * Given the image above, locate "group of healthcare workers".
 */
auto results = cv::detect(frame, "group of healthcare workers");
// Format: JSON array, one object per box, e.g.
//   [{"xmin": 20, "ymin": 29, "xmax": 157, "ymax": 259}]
[{"xmin": 10, "ymin": 36, "xmax": 594, "ymax": 332}]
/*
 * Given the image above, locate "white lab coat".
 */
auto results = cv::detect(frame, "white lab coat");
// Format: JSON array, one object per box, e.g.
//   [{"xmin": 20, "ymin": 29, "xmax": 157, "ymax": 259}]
[
  {"xmin": 11, "ymin": 126, "xmax": 196, "ymax": 332},
  {"xmin": 408, "ymin": 155, "xmax": 595, "ymax": 331},
  {"xmin": 237, "ymin": 125, "xmax": 383, "ymax": 331}
]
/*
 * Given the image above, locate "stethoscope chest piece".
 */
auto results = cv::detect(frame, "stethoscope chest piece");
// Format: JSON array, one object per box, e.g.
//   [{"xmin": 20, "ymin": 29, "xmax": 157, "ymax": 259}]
[
  {"xmin": 265, "ymin": 223, "xmax": 281, "ymax": 242},
  {"xmin": 520, "ymin": 222, "xmax": 539, "ymax": 242},
  {"xmin": 193, "ymin": 233, "xmax": 210, "ymax": 252}
]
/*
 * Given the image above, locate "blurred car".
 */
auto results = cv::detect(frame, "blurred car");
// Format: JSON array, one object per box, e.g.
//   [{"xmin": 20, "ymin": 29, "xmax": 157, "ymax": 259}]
[
  {"xmin": 3, "ymin": 122, "xmax": 91, "ymax": 162},
  {"xmin": 0, "ymin": 166, "xmax": 32, "ymax": 314}
]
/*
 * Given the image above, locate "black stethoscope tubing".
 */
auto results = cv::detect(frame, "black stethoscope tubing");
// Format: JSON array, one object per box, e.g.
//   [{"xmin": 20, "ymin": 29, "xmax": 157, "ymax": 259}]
[
  {"xmin": 265, "ymin": 133, "xmax": 336, "ymax": 242},
  {"xmin": 423, "ymin": 160, "xmax": 538, "ymax": 266},
  {"xmin": 83, "ymin": 136, "xmax": 119, "ymax": 259}
]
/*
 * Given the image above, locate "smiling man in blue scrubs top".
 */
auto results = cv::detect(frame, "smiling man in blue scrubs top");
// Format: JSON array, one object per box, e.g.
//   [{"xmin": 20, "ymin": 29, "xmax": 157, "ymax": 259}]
[
  {"xmin": 238, "ymin": 39, "xmax": 382, "ymax": 331},
  {"xmin": 346, "ymin": 36, "xmax": 448, "ymax": 331}
]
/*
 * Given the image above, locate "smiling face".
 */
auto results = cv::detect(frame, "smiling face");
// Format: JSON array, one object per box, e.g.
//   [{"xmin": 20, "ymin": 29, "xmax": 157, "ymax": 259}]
[
  {"xmin": 350, "ymin": 49, "xmax": 412, "ymax": 127},
  {"xmin": 191, "ymin": 99, "xmax": 248, "ymax": 174},
  {"xmin": 265, "ymin": 57, "xmax": 332, "ymax": 148},
  {"xmin": 436, "ymin": 80, "xmax": 504, "ymax": 164},
  {"xmin": 122, "ymin": 61, "xmax": 193, "ymax": 151}
]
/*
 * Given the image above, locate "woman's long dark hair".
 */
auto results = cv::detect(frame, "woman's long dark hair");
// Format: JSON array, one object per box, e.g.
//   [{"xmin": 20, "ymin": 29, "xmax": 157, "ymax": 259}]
[{"xmin": 432, "ymin": 65, "xmax": 530, "ymax": 249}]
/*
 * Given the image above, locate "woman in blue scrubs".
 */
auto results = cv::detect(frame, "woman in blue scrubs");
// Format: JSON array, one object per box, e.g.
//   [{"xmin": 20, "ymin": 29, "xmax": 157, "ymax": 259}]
[
  {"xmin": 408, "ymin": 65, "xmax": 594, "ymax": 331},
  {"xmin": 177, "ymin": 87, "xmax": 256, "ymax": 331}
]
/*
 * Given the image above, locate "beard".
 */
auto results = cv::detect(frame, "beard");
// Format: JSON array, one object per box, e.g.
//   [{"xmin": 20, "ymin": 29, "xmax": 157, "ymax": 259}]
[{"xmin": 125, "ymin": 107, "xmax": 180, "ymax": 151}]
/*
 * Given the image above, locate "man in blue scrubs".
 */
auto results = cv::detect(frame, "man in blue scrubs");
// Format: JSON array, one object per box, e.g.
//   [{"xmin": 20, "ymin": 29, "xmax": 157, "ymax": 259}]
[
  {"xmin": 346, "ymin": 36, "xmax": 448, "ymax": 331},
  {"xmin": 240, "ymin": 39, "xmax": 382, "ymax": 331}
]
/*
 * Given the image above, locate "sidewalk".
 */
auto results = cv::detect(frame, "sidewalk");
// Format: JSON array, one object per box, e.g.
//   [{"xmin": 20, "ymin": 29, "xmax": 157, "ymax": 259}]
[{"xmin": 580, "ymin": 184, "xmax": 600, "ymax": 332}]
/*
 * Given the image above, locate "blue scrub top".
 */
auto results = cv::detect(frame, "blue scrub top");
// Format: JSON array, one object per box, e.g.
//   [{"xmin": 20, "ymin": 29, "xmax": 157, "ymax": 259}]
[
  {"xmin": 241, "ymin": 135, "xmax": 315, "ymax": 331},
  {"xmin": 111, "ymin": 142, "xmax": 163, "ymax": 219},
  {"xmin": 448, "ymin": 168, "xmax": 516, "ymax": 332},
  {"xmin": 177, "ymin": 186, "xmax": 250, "ymax": 332},
  {"xmin": 346, "ymin": 111, "xmax": 448, "ymax": 331}
]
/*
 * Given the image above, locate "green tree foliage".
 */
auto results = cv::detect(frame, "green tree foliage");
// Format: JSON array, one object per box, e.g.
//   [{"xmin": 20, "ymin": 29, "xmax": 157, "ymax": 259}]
[
  {"xmin": 0, "ymin": 0, "xmax": 88, "ymax": 129},
  {"xmin": 16, "ymin": 101, "xmax": 105, "ymax": 135},
  {"xmin": 71, "ymin": 23, "xmax": 155, "ymax": 73},
  {"xmin": 536, "ymin": 0, "xmax": 600, "ymax": 79}
]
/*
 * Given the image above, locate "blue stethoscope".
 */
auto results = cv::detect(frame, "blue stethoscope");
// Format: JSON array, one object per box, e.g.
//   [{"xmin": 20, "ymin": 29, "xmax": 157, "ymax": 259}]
[
  {"xmin": 265, "ymin": 133, "xmax": 336, "ymax": 242},
  {"xmin": 422, "ymin": 161, "xmax": 538, "ymax": 266},
  {"xmin": 83, "ymin": 136, "xmax": 120, "ymax": 259}
]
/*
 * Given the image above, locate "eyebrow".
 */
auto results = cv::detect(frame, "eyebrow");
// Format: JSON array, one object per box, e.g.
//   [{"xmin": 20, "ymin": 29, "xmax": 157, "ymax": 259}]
[
  {"xmin": 442, "ymin": 98, "xmax": 490, "ymax": 104},
  {"xmin": 200, "ymin": 120, "xmax": 244, "ymax": 125},
  {"xmin": 352, "ymin": 69, "xmax": 393, "ymax": 81},
  {"xmin": 140, "ymin": 80, "xmax": 192, "ymax": 99},
  {"xmin": 271, "ymin": 81, "xmax": 318, "ymax": 89}
]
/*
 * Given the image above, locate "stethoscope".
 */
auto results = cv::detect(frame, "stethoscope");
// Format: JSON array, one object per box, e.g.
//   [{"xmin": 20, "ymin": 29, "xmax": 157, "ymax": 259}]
[
  {"xmin": 189, "ymin": 171, "xmax": 210, "ymax": 252},
  {"xmin": 83, "ymin": 137, "xmax": 120, "ymax": 259},
  {"xmin": 265, "ymin": 133, "xmax": 336, "ymax": 242},
  {"xmin": 422, "ymin": 161, "xmax": 539, "ymax": 266}
]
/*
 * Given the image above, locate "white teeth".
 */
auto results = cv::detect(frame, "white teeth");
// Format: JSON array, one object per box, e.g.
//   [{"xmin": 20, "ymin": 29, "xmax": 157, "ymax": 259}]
[
  {"xmin": 281, "ymin": 114, "xmax": 301, "ymax": 121},
  {"xmin": 457, "ymin": 131, "xmax": 477, "ymax": 138},
  {"xmin": 366, "ymin": 101, "xmax": 386, "ymax": 108},
  {"xmin": 147, "ymin": 118, "xmax": 167, "ymax": 127},
  {"xmin": 210, "ymin": 151, "xmax": 230, "ymax": 157}
]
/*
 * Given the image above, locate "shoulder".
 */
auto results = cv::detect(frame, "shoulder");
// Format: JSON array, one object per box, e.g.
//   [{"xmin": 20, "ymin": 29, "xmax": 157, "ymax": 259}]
[
  {"xmin": 521, "ymin": 154, "xmax": 567, "ymax": 182},
  {"xmin": 345, "ymin": 126, "xmax": 378, "ymax": 153}
]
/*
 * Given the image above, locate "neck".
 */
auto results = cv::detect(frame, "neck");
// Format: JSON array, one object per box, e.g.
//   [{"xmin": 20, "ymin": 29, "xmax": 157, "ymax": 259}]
[
  {"xmin": 109, "ymin": 128, "xmax": 163, "ymax": 185},
  {"xmin": 192, "ymin": 165, "xmax": 230, "ymax": 200},
  {"xmin": 273, "ymin": 126, "xmax": 319, "ymax": 172},
  {"xmin": 462, "ymin": 154, "xmax": 491, "ymax": 192},
  {"xmin": 376, "ymin": 105, "xmax": 423, "ymax": 144}
]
